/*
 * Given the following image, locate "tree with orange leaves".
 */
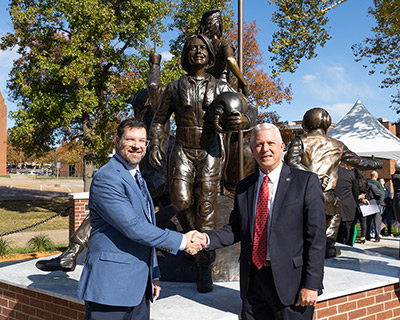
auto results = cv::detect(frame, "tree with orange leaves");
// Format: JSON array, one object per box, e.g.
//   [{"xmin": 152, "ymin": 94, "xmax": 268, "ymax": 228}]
[{"xmin": 227, "ymin": 21, "xmax": 292, "ymax": 124}]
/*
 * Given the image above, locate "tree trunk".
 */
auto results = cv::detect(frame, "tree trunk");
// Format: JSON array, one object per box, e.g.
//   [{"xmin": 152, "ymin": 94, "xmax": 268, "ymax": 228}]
[
  {"xmin": 82, "ymin": 113, "xmax": 94, "ymax": 192},
  {"xmin": 83, "ymin": 153, "xmax": 94, "ymax": 192}
]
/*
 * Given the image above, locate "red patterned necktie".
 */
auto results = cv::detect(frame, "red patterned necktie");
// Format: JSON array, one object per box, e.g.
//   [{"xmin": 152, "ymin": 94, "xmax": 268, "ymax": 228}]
[{"xmin": 252, "ymin": 175, "xmax": 270, "ymax": 269}]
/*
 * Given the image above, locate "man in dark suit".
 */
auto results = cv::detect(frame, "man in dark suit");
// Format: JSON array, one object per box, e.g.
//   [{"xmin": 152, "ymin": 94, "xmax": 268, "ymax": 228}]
[
  {"xmin": 78, "ymin": 118, "xmax": 204, "ymax": 320},
  {"xmin": 196, "ymin": 123, "xmax": 326, "ymax": 319},
  {"xmin": 335, "ymin": 165, "xmax": 360, "ymax": 246}
]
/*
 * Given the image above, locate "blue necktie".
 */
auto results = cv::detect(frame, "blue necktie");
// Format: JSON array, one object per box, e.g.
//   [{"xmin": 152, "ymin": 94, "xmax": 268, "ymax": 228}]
[{"xmin": 135, "ymin": 171, "xmax": 150, "ymax": 215}]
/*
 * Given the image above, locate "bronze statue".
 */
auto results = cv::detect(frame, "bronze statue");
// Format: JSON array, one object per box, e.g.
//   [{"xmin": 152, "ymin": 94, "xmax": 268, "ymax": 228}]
[
  {"xmin": 285, "ymin": 108, "xmax": 382, "ymax": 258},
  {"xmin": 149, "ymin": 34, "xmax": 257, "ymax": 292},
  {"xmin": 198, "ymin": 10, "xmax": 248, "ymax": 95}
]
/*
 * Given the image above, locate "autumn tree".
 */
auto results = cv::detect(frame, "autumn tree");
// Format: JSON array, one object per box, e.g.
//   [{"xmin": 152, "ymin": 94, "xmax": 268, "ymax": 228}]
[
  {"xmin": 6, "ymin": 135, "xmax": 22, "ymax": 165},
  {"xmin": 267, "ymin": 0, "xmax": 400, "ymax": 109},
  {"xmin": 227, "ymin": 21, "xmax": 292, "ymax": 123},
  {"xmin": 1, "ymin": 0, "xmax": 170, "ymax": 190}
]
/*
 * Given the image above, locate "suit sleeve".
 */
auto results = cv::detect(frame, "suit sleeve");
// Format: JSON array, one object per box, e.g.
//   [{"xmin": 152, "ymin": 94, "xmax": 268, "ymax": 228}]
[
  {"xmin": 90, "ymin": 170, "xmax": 182, "ymax": 255},
  {"xmin": 302, "ymin": 173, "xmax": 326, "ymax": 291},
  {"xmin": 207, "ymin": 182, "xmax": 243, "ymax": 250}
]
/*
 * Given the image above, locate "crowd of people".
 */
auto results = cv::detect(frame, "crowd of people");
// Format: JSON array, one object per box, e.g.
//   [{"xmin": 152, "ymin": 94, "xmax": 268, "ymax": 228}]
[{"xmin": 335, "ymin": 164, "xmax": 400, "ymax": 247}]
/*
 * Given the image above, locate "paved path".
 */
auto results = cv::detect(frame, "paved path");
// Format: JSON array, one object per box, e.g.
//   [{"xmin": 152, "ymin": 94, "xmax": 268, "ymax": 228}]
[
  {"xmin": 3, "ymin": 229, "xmax": 70, "ymax": 248},
  {"xmin": 0, "ymin": 174, "xmax": 83, "ymax": 200}
]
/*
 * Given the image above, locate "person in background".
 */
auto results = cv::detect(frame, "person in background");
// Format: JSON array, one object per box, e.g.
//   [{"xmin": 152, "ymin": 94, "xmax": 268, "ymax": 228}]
[
  {"xmin": 353, "ymin": 168, "xmax": 369, "ymax": 244},
  {"xmin": 335, "ymin": 164, "xmax": 359, "ymax": 246},
  {"xmin": 379, "ymin": 178, "xmax": 393, "ymax": 236},
  {"xmin": 366, "ymin": 171, "xmax": 384, "ymax": 242}
]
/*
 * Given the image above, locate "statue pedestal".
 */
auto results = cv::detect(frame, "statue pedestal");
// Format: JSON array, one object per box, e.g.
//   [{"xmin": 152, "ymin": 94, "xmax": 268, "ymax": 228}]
[{"xmin": 156, "ymin": 194, "xmax": 240, "ymax": 282}]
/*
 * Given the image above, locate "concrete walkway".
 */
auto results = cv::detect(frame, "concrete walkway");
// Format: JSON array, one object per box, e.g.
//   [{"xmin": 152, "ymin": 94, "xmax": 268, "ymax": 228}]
[{"xmin": 1, "ymin": 242, "xmax": 399, "ymax": 320}]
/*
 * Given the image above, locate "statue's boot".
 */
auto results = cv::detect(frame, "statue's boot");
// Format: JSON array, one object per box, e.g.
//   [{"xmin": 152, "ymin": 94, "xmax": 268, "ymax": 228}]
[
  {"xmin": 36, "ymin": 215, "xmax": 91, "ymax": 272},
  {"xmin": 195, "ymin": 250, "xmax": 215, "ymax": 293},
  {"xmin": 324, "ymin": 192, "xmax": 342, "ymax": 259},
  {"xmin": 325, "ymin": 237, "xmax": 341, "ymax": 258}
]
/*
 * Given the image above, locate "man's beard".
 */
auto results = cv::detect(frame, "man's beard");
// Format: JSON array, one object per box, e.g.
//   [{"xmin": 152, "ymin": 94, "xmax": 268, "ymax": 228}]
[
  {"xmin": 124, "ymin": 151, "xmax": 145, "ymax": 166},
  {"xmin": 117, "ymin": 143, "xmax": 145, "ymax": 167}
]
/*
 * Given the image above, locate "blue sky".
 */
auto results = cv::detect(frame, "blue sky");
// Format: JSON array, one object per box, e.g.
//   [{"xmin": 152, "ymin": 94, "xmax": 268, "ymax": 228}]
[{"xmin": 0, "ymin": 0, "xmax": 399, "ymax": 129}]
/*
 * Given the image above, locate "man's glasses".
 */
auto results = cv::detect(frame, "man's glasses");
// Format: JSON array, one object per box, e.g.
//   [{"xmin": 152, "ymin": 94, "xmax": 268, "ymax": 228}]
[{"xmin": 122, "ymin": 136, "xmax": 150, "ymax": 147}]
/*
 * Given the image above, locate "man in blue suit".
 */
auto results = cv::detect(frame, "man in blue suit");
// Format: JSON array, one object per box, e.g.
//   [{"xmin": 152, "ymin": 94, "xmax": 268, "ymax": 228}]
[
  {"xmin": 196, "ymin": 123, "xmax": 326, "ymax": 320},
  {"xmin": 78, "ymin": 118, "xmax": 203, "ymax": 320}
]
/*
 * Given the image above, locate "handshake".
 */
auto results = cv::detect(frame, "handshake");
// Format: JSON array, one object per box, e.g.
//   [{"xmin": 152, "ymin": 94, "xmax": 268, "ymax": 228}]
[{"xmin": 184, "ymin": 230, "xmax": 208, "ymax": 255}]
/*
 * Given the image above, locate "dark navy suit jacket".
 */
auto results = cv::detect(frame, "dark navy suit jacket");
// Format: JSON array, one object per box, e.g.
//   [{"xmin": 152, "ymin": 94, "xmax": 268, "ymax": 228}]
[{"xmin": 207, "ymin": 162, "xmax": 325, "ymax": 306}]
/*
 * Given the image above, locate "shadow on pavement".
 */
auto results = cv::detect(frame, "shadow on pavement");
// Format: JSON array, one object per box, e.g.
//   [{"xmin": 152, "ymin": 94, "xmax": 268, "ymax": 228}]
[{"xmin": 0, "ymin": 186, "xmax": 68, "ymax": 201}]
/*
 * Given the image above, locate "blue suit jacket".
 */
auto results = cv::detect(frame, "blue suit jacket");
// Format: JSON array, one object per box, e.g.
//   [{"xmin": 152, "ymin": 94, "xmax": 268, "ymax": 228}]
[
  {"xmin": 78, "ymin": 156, "xmax": 182, "ymax": 307},
  {"xmin": 207, "ymin": 163, "xmax": 326, "ymax": 306}
]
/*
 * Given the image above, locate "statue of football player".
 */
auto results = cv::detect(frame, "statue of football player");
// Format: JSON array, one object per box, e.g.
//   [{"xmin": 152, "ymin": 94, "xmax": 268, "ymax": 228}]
[{"xmin": 285, "ymin": 108, "xmax": 382, "ymax": 258}]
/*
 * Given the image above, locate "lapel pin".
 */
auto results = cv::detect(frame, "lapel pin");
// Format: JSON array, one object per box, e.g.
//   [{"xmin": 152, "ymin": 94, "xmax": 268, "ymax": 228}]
[{"xmin": 286, "ymin": 177, "xmax": 291, "ymax": 182}]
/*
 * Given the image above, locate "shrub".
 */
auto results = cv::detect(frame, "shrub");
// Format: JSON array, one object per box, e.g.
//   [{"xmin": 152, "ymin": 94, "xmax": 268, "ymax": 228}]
[
  {"xmin": 27, "ymin": 234, "xmax": 55, "ymax": 252},
  {"xmin": 0, "ymin": 237, "xmax": 11, "ymax": 257}
]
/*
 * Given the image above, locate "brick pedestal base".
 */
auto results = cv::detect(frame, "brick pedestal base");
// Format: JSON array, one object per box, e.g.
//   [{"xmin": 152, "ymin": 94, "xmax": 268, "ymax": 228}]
[{"xmin": 68, "ymin": 192, "xmax": 89, "ymax": 239}]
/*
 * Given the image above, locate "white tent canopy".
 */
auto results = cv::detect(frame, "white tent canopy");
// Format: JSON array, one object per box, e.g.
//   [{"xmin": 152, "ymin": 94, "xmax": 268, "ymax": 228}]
[{"xmin": 327, "ymin": 100, "xmax": 400, "ymax": 160}]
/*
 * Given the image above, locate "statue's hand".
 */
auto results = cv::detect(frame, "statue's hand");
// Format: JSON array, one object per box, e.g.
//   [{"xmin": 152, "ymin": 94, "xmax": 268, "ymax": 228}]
[
  {"xmin": 239, "ymin": 81, "xmax": 249, "ymax": 97},
  {"xmin": 149, "ymin": 145, "xmax": 162, "ymax": 168},
  {"xmin": 225, "ymin": 111, "xmax": 249, "ymax": 131},
  {"xmin": 319, "ymin": 174, "xmax": 330, "ymax": 190},
  {"xmin": 371, "ymin": 155, "xmax": 383, "ymax": 169}
]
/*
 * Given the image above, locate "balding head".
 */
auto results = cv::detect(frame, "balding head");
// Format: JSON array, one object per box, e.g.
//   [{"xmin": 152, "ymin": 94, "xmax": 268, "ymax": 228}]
[{"xmin": 370, "ymin": 171, "xmax": 378, "ymax": 180}]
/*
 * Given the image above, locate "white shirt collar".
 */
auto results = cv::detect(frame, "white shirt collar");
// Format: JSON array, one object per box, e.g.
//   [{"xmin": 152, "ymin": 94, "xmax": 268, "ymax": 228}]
[{"xmin": 258, "ymin": 161, "xmax": 283, "ymax": 184}]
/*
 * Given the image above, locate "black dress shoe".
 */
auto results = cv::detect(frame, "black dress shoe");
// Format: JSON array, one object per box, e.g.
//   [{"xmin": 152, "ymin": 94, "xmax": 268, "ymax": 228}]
[{"xmin": 197, "ymin": 267, "xmax": 213, "ymax": 293}]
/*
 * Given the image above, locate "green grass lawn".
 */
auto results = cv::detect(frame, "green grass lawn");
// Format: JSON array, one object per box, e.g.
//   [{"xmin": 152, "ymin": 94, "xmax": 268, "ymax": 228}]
[{"xmin": 0, "ymin": 199, "xmax": 70, "ymax": 234}]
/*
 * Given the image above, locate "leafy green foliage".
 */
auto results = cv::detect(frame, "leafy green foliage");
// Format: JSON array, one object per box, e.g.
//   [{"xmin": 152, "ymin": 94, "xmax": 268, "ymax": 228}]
[
  {"xmin": 1, "ymin": 0, "xmax": 171, "ymax": 189},
  {"xmin": 267, "ymin": 0, "xmax": 348, "ymax": 75},
  {"xmin": 352, "ymin": 0, "xmax": 400, "ymax": 108}
]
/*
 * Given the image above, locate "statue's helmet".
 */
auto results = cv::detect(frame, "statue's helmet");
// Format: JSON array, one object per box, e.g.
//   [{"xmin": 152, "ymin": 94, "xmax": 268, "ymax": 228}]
[
  {"xmin": 395, "ymin": 160, "xmax": 400, "ymax": 172},
  {"xmin": 302, "ymin": 108, "xmax": 332, "ymax": 133},
  {"xmin": 181, "ymin": 34, "xmax": 215, "ymax": 73},
  {"xmin": 209, "ymin": 91, "xmax": 248, "ymax": 132}
]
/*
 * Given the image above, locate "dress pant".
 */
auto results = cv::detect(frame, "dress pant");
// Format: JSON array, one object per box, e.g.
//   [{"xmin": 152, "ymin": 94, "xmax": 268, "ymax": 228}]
[
  {"xmin": 242, "ymin": 264, "xmax": 314, "ymax": 320},
  {"xmin": 85, "ymin": 295, "xmax": 150, "ymax": 320},
  {"xmin": 366, "ymin": 212, "xmax": 381, "ymax": 241},
  {"xmin": 337, "ymin": 220, "xmax": 356, "ymax": 246},
  {"xmin": 85, "ymin": 280, "xmax": 151, "ymax": 320}
]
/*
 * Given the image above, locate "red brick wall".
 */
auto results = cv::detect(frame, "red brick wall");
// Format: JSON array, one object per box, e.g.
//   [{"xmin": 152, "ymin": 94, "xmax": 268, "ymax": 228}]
[
  {"xmin": 314, "ymin": 283, "xmax": 400, "ymax": 320},
  {"xmin": 0, "ymin": 280, "xmax": 398, "ymax": 319},
  {"xmin": 0, "ymin": 281, "xmax": 85, "ymax": 320},
  {"xmin": 69, "ymin": 195, "xmax": 89, "ymax": 238}
]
